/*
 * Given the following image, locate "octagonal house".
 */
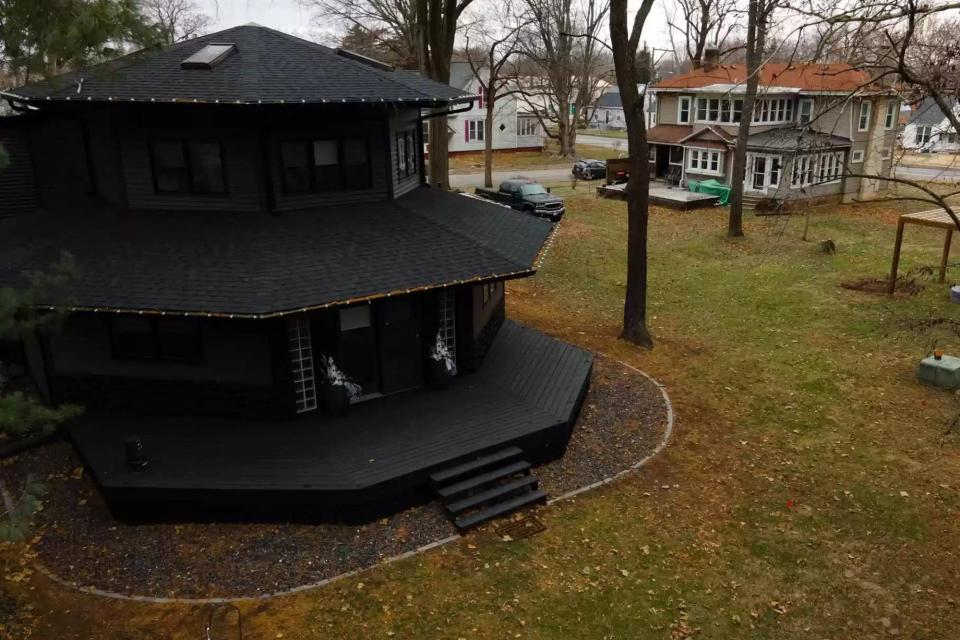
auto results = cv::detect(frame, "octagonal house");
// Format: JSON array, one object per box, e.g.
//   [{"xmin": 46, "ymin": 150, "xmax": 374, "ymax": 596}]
[{"xmin": 0, "ymin": 25, "xmax": 592, "ymax": 530}]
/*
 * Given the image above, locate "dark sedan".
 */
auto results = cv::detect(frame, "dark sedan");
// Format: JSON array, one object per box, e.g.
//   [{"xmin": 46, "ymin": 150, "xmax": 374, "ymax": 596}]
[{"xmin": 572, "ymin": 159, "xmax": 607, "ymax": 180}]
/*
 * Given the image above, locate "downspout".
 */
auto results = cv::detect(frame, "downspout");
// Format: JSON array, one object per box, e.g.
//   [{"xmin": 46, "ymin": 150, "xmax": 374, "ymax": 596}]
[{"xmin": 418, "ymin": 99, "xmax": 474, "ymax": 188}]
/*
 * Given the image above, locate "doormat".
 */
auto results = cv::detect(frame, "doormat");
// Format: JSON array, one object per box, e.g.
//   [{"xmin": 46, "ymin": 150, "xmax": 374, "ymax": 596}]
[{"xmin": 496, "ymin": 515, "xmax": 547, "ymax": 540}]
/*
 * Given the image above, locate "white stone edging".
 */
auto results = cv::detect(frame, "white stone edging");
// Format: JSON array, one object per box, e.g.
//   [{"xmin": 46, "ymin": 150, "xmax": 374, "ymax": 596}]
[{"xmin": 33, "ymin": 358, "xmax": 675, "ymax": 605}]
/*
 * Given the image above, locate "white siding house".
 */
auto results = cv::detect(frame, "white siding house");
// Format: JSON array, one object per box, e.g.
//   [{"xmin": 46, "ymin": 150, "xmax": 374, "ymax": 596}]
[
  {"xmin": 902, "ymin": 97, "xmax": 960, "ymax": 153},
  {"xmin": 588, "ymin": 86, "xmax": 657, "ymax": 130},
  {"xmin": 436, "ymin": 62, "xmax": 545, "ymax": 155}
]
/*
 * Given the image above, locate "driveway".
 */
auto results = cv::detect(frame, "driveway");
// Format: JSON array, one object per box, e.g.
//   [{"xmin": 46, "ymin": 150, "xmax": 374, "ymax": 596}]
[{"xmin": 894, "ymin": 164, "xmax": 960, "ymax": 182}]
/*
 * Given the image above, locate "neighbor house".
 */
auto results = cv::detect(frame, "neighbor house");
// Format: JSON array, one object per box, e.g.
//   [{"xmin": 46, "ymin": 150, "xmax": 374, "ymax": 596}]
[
  {"xmin": 647, "ymin": 48, "xmax": 900, "ymax": 202},
  {"xmin": 0, "ymin": 26, "xmax": 592, "ymax": 527},
  {"xmin": 438, "ymin": 61, "xmax": 545, "ymax": 156},
  {"xmin": 588, "ymin": 87, "xmax": 656, "ymax": 130},
  {"xmin": 902, "ymin": 97, "xmax": 960, "ymax": 153}
]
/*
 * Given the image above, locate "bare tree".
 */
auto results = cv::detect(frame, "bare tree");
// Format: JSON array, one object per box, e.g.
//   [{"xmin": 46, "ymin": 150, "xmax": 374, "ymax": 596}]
[
  {"xmin": 664, "ymin": 0, "xmax": 740, "ymax": 69},
  {"xmin": 463, "ymin": 5, "xmax": 529, "ymax": 187},
  {"xmin": 609, "ymin": 0, "xmax": 655, "ymax": 346},
  {"xmin": 315, "ymin": 0, "xmax": 420, "ymax": 68},
  {"xmin": 139, "ymin": 0, "xmax": 211, "ymax": 44},
  {"xmin": 518, "ymin": 0, "xmax": 610, "ymax": 157},
  {"xmin": 727, "ymin": 0, "xmax": 779, "ymax": 238}
]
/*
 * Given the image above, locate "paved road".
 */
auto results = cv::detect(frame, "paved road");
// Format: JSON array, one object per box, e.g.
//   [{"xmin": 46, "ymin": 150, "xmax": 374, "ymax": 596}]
[
  {"xmin": 450, "ymin": 166, "xmax": 574, "ymax": 190},
  {"xmin": 577, "ymin": 134, "xmax": 628, "ymax": 150},
  {"xmin": 894, "ymin": 164, "xmax": 960, "ymax": 182}
]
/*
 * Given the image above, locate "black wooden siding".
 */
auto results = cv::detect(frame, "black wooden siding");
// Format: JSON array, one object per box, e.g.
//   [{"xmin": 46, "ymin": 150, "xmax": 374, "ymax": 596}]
[
  {"xmin": 0, "ymin": 122, "xmax": 36, "ymax": 218},
  {"xmin": 27, "ymin": 117, "xmax": 91, "ymax": 207}
]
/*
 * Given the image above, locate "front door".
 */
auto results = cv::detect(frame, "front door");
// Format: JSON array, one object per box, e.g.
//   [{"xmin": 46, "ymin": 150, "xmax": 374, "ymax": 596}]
[
  {"xmin": 752, "ymin": 155, "xmax": 767, "ymax": 190},
  {"xmin": 377, "ymin": 297, "xmax": 423, "ymax": 394}
]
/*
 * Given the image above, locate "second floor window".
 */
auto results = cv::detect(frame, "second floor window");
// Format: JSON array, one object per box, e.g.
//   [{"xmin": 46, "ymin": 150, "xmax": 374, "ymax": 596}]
[
  {"xmin": 798, "ymin": 99, "xmax": 814, "ymax": 125},
  {"xmin": 695, "ymin": 97, "xmax": 743, "ymax": 124},
  {"xmin": 396, "ymin": 129, "xmax": 416, "ymax": 178},
  {"xmin": 151, "ymin": 140, "xmax": 225, "ymax": 194},
  {"xmin": 752, "ymin": 98, "xmax": 793, "ymax": 124},
  {"xmin": 280, "ymin": 138, "xmax": 371, "ymax": 193},
  {"xmin": 678, "ymin": 96, "xmax": 691, "ymax": 124},
  {"xmin": 858, "ymin": 101, "xmax": 872, "ymax": 132},
  {"xmin": 884, "ymin": 101, "xmax": 896, "ymax": 130},
  {"xmin": 916, "ymin": 125, "xmax": 933, "ymax": 145}
]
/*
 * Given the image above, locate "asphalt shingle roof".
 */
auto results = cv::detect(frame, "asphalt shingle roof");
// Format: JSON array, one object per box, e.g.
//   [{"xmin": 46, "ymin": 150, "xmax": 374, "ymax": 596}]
[
  {"xmin": 595, "ymin": 92, "xmax": 622, "ymax": 109},
  {"xmin": 0, "ymin": 188, "xmax": 552, "ymax": 317},
  {"xmin": 4, "ymin": 25, "xmax": 471, "ymax": 105},
  {"xmin": 907, "ymin": 97, "xmax": 957, "ymax": 127},
  {"xmin": 746, "ymin": 126, "xmax": 851, "ymax": 150}
]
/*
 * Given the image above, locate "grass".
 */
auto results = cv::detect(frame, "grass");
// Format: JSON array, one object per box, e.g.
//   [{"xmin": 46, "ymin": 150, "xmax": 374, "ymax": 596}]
[
  {"xmin": 450, "ymin": 142, "xmax": 624, "ymax": 173},
  {"xmin": 577, "ymin": 128, "xmax": 628, "ymax": 139},
  {"xmin": 900, "ymin": 151, "xmax": 960, "ymax": 169},
  {"xmin": 5, "ymin": 193, "xmax": 960, "ymax": 638}
]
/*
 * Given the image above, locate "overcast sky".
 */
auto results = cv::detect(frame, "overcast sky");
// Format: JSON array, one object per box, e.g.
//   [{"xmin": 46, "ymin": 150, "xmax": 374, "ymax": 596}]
[{"xmin": 197, "ymin": 0, "xmax": 677, "ymax": 52}]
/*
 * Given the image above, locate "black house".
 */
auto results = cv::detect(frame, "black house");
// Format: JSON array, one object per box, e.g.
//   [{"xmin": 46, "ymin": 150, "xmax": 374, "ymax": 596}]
[{"xmin": 0, "ymin": 26, "xmax": 592, "ymax": 526}]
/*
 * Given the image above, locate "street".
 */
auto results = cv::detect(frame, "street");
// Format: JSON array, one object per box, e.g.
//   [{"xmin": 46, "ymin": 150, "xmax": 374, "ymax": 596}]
[{"xmin": 450, "ymin": 166, "xmax": 575, "ymax": 189}]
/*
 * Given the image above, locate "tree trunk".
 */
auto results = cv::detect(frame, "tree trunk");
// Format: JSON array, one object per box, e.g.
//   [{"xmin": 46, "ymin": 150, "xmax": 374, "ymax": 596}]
[
  {"xmin": 610, "ymin": 0, "xmax": 656, "ymax": 348},
  {"xmin": 428, "ymin": 117, "xmax": 450, "ymax": 189},
  {"xmin": 727, "ymin": 0, "xmax": 763, "ymax": 238}
]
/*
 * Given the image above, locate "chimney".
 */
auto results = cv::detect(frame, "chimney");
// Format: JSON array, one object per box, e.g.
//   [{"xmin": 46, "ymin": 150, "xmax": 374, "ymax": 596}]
[{"xmin": 702, "ymin": 46, "xmax": 720, "ymax": 70}]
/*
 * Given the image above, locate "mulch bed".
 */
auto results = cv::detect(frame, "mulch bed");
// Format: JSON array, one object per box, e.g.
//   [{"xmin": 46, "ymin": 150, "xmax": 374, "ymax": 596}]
[{"xmin": 4, "ymin": 355, "xmax": 667, "ymax": 599}]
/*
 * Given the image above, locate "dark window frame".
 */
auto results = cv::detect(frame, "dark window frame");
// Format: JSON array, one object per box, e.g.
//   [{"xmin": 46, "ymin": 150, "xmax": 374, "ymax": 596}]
[
  {"xmin": 149, "ymin": 138, "xmax": 228, "ymax": 196},
  {"xmin": 107, "ymin": 315, "xmax": 206, "ymax": 365},
  {"xmin": 396, "ymin": 129, "xmax": 417, "ymax": 180},
  {"xmin": 279, "ymin": 137, "xmax": 372, "ymax": 195}
]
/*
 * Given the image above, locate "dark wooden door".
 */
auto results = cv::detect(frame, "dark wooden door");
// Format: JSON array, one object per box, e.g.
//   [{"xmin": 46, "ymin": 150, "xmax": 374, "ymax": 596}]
[
  {"xmin": 377, "ymin": 297, "xmax": 423, "ymax": 394},
  {"xmin": 336, "ymin": 304, "xmax": 380, "ymax": 396}
]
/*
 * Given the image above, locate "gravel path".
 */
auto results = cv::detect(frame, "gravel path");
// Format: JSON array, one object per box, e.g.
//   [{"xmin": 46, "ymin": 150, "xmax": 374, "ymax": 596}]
[{"xmin": 7, "ymin": 355, "xmax": 667, "ymax": 599}]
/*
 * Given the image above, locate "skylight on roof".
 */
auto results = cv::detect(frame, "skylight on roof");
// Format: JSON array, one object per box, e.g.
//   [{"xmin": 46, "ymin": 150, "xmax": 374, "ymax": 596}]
[{"xmin": 181, "ymin": 43, "xmax": 236, "ymax": 69}]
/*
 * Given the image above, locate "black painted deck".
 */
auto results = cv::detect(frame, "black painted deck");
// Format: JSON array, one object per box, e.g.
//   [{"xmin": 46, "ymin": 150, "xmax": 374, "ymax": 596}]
[{"xmin": 66, "ymin": 321, "xmax": 593, "ymax": 519}]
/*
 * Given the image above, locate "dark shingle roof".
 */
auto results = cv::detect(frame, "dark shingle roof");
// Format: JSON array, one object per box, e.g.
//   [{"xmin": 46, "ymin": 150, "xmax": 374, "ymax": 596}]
[
  {"xmin": 595, "ymin": 92, "xmax": 622, "ymax": 109},
  {"xmin": 4, "ymin": 25, "xmax": 471, "ymax": 106},
  {"xmin": 746, "ymin": 126, "xmax": 851, "ymax": 150},
  {"xmin": 0, "ymin": 188, "xmax": 552, "ymax": 317},
  {"xmin": 907, "ymin": 97, "xmax": 957, "ymax": 127}
]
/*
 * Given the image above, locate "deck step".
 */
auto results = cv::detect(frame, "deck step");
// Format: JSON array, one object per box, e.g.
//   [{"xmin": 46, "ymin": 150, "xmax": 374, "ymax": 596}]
[
  {"xmin": 430, "ymin": 446, "xmax": 524, "ymax": 485},
  {"xmin": 445, "ymin": 475, "xmax": 539, "ymax": 515},
  {"xmin": 436, "ymin": 460, "xmax": 531, "ymax": 500},
  {"xmin": 453, "ymin": 489, "xmax": 547, "ymax": 531}
]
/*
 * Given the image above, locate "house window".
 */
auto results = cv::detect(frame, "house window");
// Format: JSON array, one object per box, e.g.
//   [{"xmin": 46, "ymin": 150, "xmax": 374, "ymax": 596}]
[
  {"xmin": 151, "ymin": 140, "xmax": 225, "ymax": 194},
  {"xmin": 799, "ymin": 98, "xmax": 814, "ymax": 125},
  {"xmin": 858, "ymin": 101, "xmax": 872, "ymax": 132},
  {"xmin": 110, "ymin": 315, "xmax": 203, "ymax": 363},
  {"xmin": 695, "ymin": 97, "xmax": 707, "ymax": 121},
  {"xmin": 517, "ymin": 117, "xmax": 539, "ymax": 137},
  {"xmin": 814, "ymin": 151, "xmax": 844, "ymax": 184},
  {"xmin": 678, "ymin": 96, "xmax": 691, "ymax": 124},
  {"xmin": 281, "ymin": 138, "xmax": 372, "ymax": 193},
  {"xmin": 466, "ymin": 119, "xmax": 484, "ymax": 142},
  {"xmin": 881, "ymin": 150, "xmax": 891, "ymax": 160},
  {"xmin": 884, "ymin": 101, "xmax": 896, "ymax": 130},
  {"xmin": 916, "ymin": 125, "xmax": 933, "ymax": 145},
  {"xmin": 751, "ymin": 98, "xmax": 794, "ymax": 124},
  {"xmin": 694, "ymin": 97, "xmax": 744, "ymax": 124},
  {"xmin": 851, "ymin": 150, "xmax": 865, "ymax": 163},
  {"xmin": 687, "ymin": 148, "xmax": 724, "ymax": 175},
  {"xmin": 949, "ymin": 132, "xmax": 958, "ymax": 144},
  {"xmin": 648, "ymin": 146, "xmax": 656, "ymax": 162},
  {"xmin": 481, "ymin": 281, "xmax": 500, "ymax": 305},
  {"xmin": 769, "ymin": 156, "xmax": 782, "ymax": 187},
  {"xmin": 791, "ymin": 155, "xmax": 816, "ymax": 188}
]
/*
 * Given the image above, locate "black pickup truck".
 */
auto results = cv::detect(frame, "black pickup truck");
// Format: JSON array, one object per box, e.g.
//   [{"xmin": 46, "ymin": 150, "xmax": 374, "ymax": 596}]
[{"xmin": 474, "ymin": 179, "xmax": 565, "ymax": 222}]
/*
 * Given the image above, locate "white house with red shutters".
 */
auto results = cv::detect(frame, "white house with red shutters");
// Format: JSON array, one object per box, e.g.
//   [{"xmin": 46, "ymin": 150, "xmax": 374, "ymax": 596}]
[{"xmin": 436, "ymin": 61, "xmax": 545, "ymax": 156}]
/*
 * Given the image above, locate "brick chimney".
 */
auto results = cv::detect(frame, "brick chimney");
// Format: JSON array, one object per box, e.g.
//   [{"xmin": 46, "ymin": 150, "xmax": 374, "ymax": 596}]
[{"xmin": 702, "ymin": 46, "xmax": 720, "ymax": 70}]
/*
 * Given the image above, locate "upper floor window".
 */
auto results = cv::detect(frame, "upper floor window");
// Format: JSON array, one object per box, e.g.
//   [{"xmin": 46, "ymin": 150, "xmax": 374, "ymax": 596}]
[
  {"xmin": 517, "ymin": 117, "xmax": 539, "ymax": 137},
  {"xmin": 396, "ymin": 129, "xmax": 416, "ymax": 179},
  {"xmin": 884, "ymin": 101, "xmax": 896, "ymax": 130},
  {"xmin": 280, "ymin": 138, "xmax": 371, "ymax": 194},
  {"xmin": 752, "ymin": 98, "xmax": 793, "ymax": 124},
  {"xmin": 695, "ymin": 97, "xmax": 743, "ymax": 124},
  {"xmin": 678, "ymin": 96, "xmax": 691, "ymax": 124},
  {"xmin": 466, "ymin": 119, "xmax": 484, "ymax": 142},
  {"xmin": 151, "ymin": 140, "xmax": 225, "ymax": 194},
  {"xmin": 858, "ymin": 101, "xmax": 872, "ymax": 132},
  {"xmin": 798, "ymin": 98, "xmax": 814, "ymax": 125}
]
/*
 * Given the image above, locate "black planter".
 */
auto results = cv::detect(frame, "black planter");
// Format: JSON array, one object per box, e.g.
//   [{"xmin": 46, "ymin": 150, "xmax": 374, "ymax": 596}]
[
  {"xmin": 322, "ymin": 384, "xmax": 350, "ymax": 416},
  {"xmin": 429, "ymin": 359, "xmax": 454, "ymax": 390}
]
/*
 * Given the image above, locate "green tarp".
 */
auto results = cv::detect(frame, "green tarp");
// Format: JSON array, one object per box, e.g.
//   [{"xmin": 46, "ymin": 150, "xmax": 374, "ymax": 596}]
[{"xmin": 688, "ymin": 178, "xmax": 731, "ymax": 205}]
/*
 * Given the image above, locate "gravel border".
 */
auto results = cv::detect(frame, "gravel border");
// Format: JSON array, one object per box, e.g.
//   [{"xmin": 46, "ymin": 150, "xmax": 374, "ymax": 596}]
[{"xmin": 21, "ymin": 355, "xmax": 673, "ymax": 603}]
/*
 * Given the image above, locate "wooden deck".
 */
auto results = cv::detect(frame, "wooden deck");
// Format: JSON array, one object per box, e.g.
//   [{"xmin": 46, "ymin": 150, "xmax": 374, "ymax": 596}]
[
  {"xmin": 66, "ymin": 321, "xmax": 593, "ymax": 520},
  {"xmin": 597, "ymin": 182, "xmax": 720, "ymax": 210}
]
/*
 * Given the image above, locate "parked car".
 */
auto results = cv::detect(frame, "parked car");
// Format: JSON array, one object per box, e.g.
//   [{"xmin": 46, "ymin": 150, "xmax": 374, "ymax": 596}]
[
  {"xmin": 475, "ymin": 179, "xmax": 565, "ymax": 221},
  {"xmin": 572, "ymin": 159, "xmax": 607, "ymax": 180}
]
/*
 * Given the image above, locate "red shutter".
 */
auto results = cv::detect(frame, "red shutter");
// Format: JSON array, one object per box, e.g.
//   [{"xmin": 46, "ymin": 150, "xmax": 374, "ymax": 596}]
[
  {"xmin": 465, "ymin": 120, "xmax": 469, "ymax": 142},
  {"xmin": 478, "ymin": 91, "xmax": 483, "ymax": 110}
]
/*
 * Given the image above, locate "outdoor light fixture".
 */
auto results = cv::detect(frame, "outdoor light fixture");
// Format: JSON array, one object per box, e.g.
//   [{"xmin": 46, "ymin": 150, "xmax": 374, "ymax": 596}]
[{"xmin": 125, "ymin": 437, "xmax": 148, "ymax": 470}]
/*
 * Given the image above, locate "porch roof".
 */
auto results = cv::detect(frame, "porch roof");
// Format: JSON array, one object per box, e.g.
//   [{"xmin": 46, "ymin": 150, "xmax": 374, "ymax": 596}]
[
  {"xmin": 647, "ymin": 124, "xmax": 693, "ymax": 145},
  {"xmin": 0, "ymin": 187, "xmax": 553, "ymax": 318},
  {"xmin": 745, "ymin": 126, "xmax": 852, "ymax": 151}
]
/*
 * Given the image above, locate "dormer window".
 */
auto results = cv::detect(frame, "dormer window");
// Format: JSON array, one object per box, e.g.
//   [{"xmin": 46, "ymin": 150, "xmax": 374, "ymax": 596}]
[
  {"xmin": 150, "ymin": 140, "xmax": 226, "ymax": 194},
  {"xmin": 280, "ymin": 138, "xmax": 371, "ymax": 194},
  {"xmin": 181, "ymin": 43, "xmax": 236, "ymax": 69}
]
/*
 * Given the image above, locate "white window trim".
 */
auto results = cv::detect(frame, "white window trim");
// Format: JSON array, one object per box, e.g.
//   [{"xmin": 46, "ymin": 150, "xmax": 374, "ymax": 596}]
[
  {"xmin": 798, "ymin": 98, "xmax": 814, "ymax": 125},
  {"xmin": 693, "ymin": 95, "xmax": 743, "ymax": 125},
  {"xmin": 884, "ymin": 101, "xmax": 896, "ymax": 130},
  {"xmin": 858, "ymin": 101, "xmax": 872, "ymax": 132},
  {"xmin": 517, "ymin": 116, "xmax": 539, "ymax": 137},
  {"xmin": 750, "ymin": 97, "xmax": 795, "ymax": 125},
  {"xmin": 881, "ymin": 150, "xmax": 891, "ymax": 160},
  {"xmin": 851, "ymin": 150, "xmax": 865, "ymax": 163},
  {"xmin": 686, "ymin": 146, "xmax": 724, "ymax": 176},
  {"xmin": 678, "ymin": 96, "xmax": 691, "ymax": 124}
]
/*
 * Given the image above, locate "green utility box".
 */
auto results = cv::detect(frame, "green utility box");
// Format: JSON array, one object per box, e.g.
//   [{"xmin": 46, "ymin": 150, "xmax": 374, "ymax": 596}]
[{"xmin": 917, "ymin": 355, "xmax": 960, "ymax": 389}]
